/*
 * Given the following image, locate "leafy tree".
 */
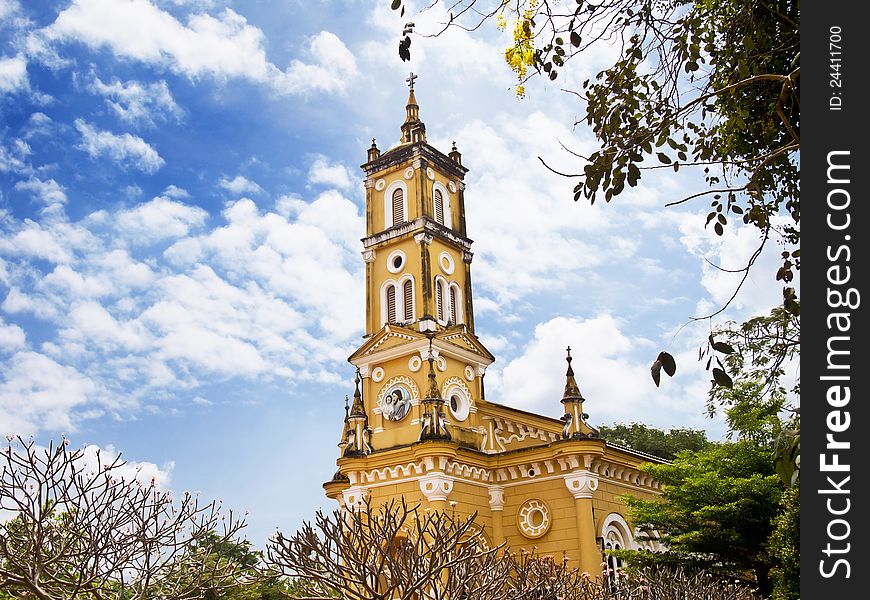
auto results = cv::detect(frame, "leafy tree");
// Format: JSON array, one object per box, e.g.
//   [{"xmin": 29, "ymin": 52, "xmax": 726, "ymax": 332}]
[
  {"xmin": 621, "ymin": 440, "xmax": 783, "ymax": 596},
  {"xmin": 767, "ymin": 486, "xmax": 799, "ymax": 600},
  {"xmin": 0, "ymin": 436, "xmax": 258, "ymax": 600},
  {"xmin": 597, "ymin": 423, "xmax": 710, "ymax": 460}
]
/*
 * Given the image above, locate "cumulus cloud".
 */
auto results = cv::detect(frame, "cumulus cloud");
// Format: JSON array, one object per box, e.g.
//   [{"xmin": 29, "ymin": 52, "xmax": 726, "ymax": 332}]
[
  {"xmin": 115, "ymin": 195, "xmax": 208, "ymax": 243},
  {"xmin": 0, "ymin": 182, "xmax": 365, "ymax": 435},
  {"xmin": 0, "ymin": 351, "xmax": 97, "ymax": 436},
  {"xmin": 491, "ymin": 315, "xmax": 720, "ymax": 434},
  {"xmin": 0, "ymin": 55, "xmax": 28, "ymax": 94},
  {"xmin": 31, "ymin": 1, "xmax": 356, "ymax": 95},
  {"xmin": 307, "ymin": 156, "xmax": 353, "ymax": 190},
  {"xmin": 75, "ymin": 119, "xmax": 165, "ymax": 173},
  {"xmin": 219, "ymin": 175, "xmax": 263, "ymax": 196},
  {"xmin": 89, "ymin": 75, "xmax": 182, "ymax": 126},
  {"xmin": 14, "ymin": 177, "xmax": 67, "ymax": 216}
]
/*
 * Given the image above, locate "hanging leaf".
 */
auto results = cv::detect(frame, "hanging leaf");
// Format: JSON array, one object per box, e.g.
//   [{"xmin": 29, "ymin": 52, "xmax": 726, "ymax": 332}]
[
  {"xmin": 712, "ymin": 368, "xmax": 733, "ymax": 388},
  {"xmin": 391, "ymin": 0, "xmax": 402, "ymax": 10},
  {"xmin": 570, "ymin": 31, "xmax": 582, "ymax": 47},
  {"xmin": 711, "ymin": 341, "xmax": 735, "ymax": 354},
  {"xmin": 650, "ymin": 359, "xmax": 662, "ymax": 387},
  {"xmin": 657, "ymin": 351, "xmax": 677, "ymax": 376}
]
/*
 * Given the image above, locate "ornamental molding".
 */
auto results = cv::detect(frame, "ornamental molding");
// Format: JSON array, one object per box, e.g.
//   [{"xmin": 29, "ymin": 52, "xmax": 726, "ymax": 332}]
[
  {"xmin": 444, "ymin": 460, "xmax": 490, "ymax": 482},
  {"xmin": 564, "ymin": 469, "xmax": 599, "ymax": 499},
  {"xmin": 362, "ymin": 249, "xmax": 376, "ymax": 263},
  {"xmin": 359, "ymin": 460, "xmax": 426, "ymax": 484},
  {"xmin": 366, "ymin": 330, "xmax": 417, "ymax": 354},
  {"xmin": 342, "ymin": 486, "xmax": 369, "ymax": 508},
  {"xmin": 488, "ymin": 485, "xmax": 505, "ymax": 510},
  {"xmin": 419, "ymin": 473, "xmax": 454, "ymax": 502},
  {"xmin": 441, "ymin": 376, "xmax": 471, "ymax": 403},
  {"xmin": 480, "ymin": 416, "xmax": 559, "ymax": 453}
]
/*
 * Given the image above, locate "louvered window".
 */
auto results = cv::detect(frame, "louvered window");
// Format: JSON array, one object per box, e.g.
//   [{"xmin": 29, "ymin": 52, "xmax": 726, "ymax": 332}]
[
  {"xmin": 435, "ymin": 280, "xmax": 444, "ymax": 322},
  {"xmin": 386, "ymin": 284, "xmax": 397, "ymax": 324},
  {"xmin": 392, "ymin": 188, "xmax": 405, "ymax": 225},
  {"xmin": 449, "ymin": 285, "xmax": 458, "ymax": 324},
  {"xmin": 434, "ymin": 189, "xmax": 444, "ymax": 225},
  {"xmin": 403, "ymin": 279, "xmax": 414, "ymax": 322}
]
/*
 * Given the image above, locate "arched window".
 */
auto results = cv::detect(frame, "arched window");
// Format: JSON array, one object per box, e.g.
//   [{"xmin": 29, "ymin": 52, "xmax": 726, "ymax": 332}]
[
  {"xmin": 601, "ymin": 514, "xmax": 635, "ymax": 588},
  {"xmin": 386, "ymin": 283, "xmax": 397, "ymax": 324},
  {"xmin": 434, "ymin": 188, "xmax": 444, "ymax": 225},
  {"xmin": 403, "ymin": 279, "xmax": 414, "ymax": 322},
  {"xmin": 449, "ymin": 285, "xmax": 458, "ymax": 324},
  {"xmin": 392, "ymin": 188, "xmax": 405, "ymax": 225},
  {"xmin": 435, "ymin": 279, "xmax": 445, "ymax": 322}
]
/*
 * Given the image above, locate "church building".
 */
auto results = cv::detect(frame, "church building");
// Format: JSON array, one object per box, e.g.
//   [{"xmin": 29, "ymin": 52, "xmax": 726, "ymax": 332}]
[{"xmin": 323, "ymin": 76, "xmax": 665, "ymax": 578}]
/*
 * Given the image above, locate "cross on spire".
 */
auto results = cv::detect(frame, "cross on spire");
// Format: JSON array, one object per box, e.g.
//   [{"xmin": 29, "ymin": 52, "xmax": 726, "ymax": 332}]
[{"xmin": 406, "ymin": 71, "xmax": 418, "ymax": 91}]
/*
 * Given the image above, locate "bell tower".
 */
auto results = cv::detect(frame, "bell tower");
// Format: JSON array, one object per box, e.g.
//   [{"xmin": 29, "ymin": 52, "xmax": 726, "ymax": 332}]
[{"xmin": 344, "ymin": 74, "xmax": 494, "ymax": 453}]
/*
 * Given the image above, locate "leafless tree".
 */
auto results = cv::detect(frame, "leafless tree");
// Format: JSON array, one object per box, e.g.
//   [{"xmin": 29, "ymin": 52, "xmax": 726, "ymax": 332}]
[
  {"xmin": 266, "ymin": 499, "xmax": 507, "ymax": 600},
  {"xmin": 0, "ymin": 436, "xmax": 259, "ymax": 600}
]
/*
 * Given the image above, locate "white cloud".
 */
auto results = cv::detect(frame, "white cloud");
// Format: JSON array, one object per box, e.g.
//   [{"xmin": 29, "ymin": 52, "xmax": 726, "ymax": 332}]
[
  {"xmin": 115, "ymin": 195, "xmax": 208, "ymax": 243},
  {"xmin": 14, "ymin": 177, "xmax": 67, "ymax": 216},
  {"xmin": 307, "ymin": 156, "xmax": 353, "ymax": 190},
  {"xmin": 277, "ymin": 31, "xmax": 358, "ymax": 95},
  {"xmin": 0, "ymin": 351, "xmax": 97, "ymax": 436},
  {"xmin": 0, "ymin": 55, "xmax": 28, "ymax": 94},
  {"xmin": 89, "ymin": 75, "xmax": 182, "ymax": 126},
  {"xmin": 0, "ymin": 318, "xmax": 26, "ymax": 351},
  {"xmin": 33, "ymin": 1, "xmax": 357, "ymax": 95},
  {"xmin": 492, "ymin": 315, "xmax": 722, "ymax": 434},
  {"xmin": 75, "ymin": 119, "xmax": 165, "ymax": 173},
  {"xmin": 219, "ymin": 175, "xmax": 263, "ymax": 195}
]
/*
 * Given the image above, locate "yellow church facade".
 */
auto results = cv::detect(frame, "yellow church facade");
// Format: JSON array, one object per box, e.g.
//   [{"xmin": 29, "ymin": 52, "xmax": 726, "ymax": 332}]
[{"xmin": 323, "ymin": 78, "xmax": 665, "ymax": 579}]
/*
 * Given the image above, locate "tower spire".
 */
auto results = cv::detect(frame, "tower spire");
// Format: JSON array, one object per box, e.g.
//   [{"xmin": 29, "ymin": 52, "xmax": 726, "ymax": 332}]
[
  {"xmin": 401, "ymin": 72, "xmax": 427, "ymax": 144},
  {"xmin": 560, "ymin": 346, "xmax": 598, "ymax": 440}
]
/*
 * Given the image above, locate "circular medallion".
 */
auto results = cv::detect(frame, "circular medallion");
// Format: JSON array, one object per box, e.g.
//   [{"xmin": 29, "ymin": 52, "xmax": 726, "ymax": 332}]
[
  {"xmin": 426, "ymin": 167, "xmax": 436, "ymax": 180},
  {"xmin": 404, "ymin": 167, "xmax": 414, "ymax": 180},
  {"xmin": 408, "ymin": 356, "xmax": 422, "ymax": 372},
  {"xmin": 447, "ymin": 388, "xmax": 470, "ymax": 421},
  {"xmin": 438, "ymin": 252, "xmax": 455, "ymax": 275},
  {"xmin": 517, "ymin": 499, "xmax": 551, "ymax": 539},
  {"xmin": 448, "ymin": 181, "xmax": 457, "ymax": 193},
  {"xmin": 464, "ymin": 365, "xmax": 475, "ymax": 381},
  {"xmin": 371, "ymin": 367, "xmax": 385, "ymax": 382},
  {"xmin": 380, "ymin": 383, "xmax": 412, "ymax": 421},
  {"xmin": 375, "ymin": 178, "xmax": 386, "ymax": 191},
  {"xmin": 436, "ymin": 356, "xmax": 447, "ymax": 372}
]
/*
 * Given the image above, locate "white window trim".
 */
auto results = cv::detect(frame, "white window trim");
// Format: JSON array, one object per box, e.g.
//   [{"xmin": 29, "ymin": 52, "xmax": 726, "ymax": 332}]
[
  {"xmin": 432, "ymin": 181, "xmax": 452, "ymax": 228},
  {"xmin": 384, "ymin": 180, "xmax": 409, "ymax": 229},
  {"xmin": 434, "ymin": 275, "xmax": 448, "ymax": 325},
  {"xmin": 448, "ymin": 282, "xmax": 463, "ymax": 325},
  {"xmin": 380, "ymin": 276, "xmax": 416, "ymax": 326}
]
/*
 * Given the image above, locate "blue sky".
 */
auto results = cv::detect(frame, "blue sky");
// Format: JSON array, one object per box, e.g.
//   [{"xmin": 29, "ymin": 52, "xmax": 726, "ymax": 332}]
[{"xmin": 0, "ymin": 0, "xmax": 792, "ymax": 548}]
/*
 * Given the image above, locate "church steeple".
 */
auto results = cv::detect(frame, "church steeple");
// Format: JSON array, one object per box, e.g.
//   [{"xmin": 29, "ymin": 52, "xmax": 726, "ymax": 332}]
[{"xmin": 400, "ymin": 72, "xmax": 426, "ymax": 144}]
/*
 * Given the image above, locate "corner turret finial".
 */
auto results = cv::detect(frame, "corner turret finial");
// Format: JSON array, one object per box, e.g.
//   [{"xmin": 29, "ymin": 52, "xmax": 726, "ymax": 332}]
[
  {"xmin": 367, "ymin": 137, "xmax": 380, "ymax": 162},
  {"xmin": 560, "ymin": 345, "xmax": 598, "ymax": 440}
]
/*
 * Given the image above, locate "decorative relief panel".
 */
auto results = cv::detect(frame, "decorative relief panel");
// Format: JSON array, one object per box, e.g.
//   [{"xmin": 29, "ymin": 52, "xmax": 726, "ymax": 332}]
[{"xmin": 517, "ymin": 499, "xmax": 551, "ymax": 539}]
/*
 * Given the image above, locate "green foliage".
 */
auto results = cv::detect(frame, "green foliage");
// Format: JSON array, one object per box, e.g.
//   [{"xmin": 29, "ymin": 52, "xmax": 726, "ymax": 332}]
[
  {"xmin": 623, "ymin": 441, "xmax": 783, "ymax": 596},
  {"xmin": 768, "ymin": 486, "xmax": 799, "ymax": 600},
  {"xmin": 597, "ymin": 422, "xmax": 710, "ymax": 460}
]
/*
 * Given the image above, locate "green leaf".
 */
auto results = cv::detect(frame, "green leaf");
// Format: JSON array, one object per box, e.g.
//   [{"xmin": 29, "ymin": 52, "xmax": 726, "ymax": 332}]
[
  {"xmin": 391, "ymin": 0, "xmax": 401, "ymax": 10},
  {"xmin": 570, "ymin": 31, "xmax": 581, "ymax": 47},
  {"xmin": 657, "ymin": 152, "xmax": 671, "ymax": 164},
  {"xmin": 714, "ymin": 222, "xmax": 724, "ymax": 236}
]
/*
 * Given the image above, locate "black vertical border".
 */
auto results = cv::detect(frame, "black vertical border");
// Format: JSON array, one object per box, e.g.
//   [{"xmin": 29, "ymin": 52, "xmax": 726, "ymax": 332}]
[{"xmin": 801, "ymin": 3, "xmax": 868, "ymax": 598}]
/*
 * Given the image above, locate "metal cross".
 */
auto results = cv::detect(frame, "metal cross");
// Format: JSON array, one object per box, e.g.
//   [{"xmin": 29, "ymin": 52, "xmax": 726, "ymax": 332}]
[{"xmin": 406, "ymin": 72, "xmax": 418, "ymax": 91}]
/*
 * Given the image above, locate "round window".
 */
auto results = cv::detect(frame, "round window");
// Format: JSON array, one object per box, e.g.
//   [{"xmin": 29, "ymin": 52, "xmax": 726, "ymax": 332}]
[
  {"xmin": 447, "ymin": 387, "xmax": 470, "ymax": 421},
  {"xmin": 380, "ymin": 384, "xmax": 412, "ymax": 421},
  {"xmin": 387, "ymin": 250, "xmax": 406, "ymax": 273}
]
